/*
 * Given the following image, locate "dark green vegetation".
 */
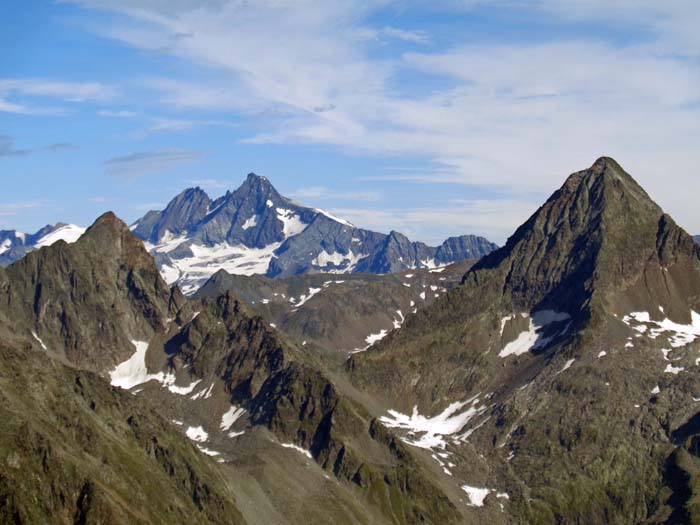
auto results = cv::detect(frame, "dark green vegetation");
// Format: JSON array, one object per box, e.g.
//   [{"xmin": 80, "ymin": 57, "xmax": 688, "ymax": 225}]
[{"xmin": 1, "ymin": 157, "xmax": 699, "ymax": 524}]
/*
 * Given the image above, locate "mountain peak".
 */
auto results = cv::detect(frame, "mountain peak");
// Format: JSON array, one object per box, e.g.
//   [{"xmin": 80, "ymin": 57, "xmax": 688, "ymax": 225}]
[
  {"xmin": 236, "ymin": 171, "xmax": 279, "ymax": 199},
  {"xmin": 81, "ymin": 211, "xmax": 155, "ymax": 268},
  {"xmin": 466, "ymin": 157, "xmax": 687, "ymax": 319}
]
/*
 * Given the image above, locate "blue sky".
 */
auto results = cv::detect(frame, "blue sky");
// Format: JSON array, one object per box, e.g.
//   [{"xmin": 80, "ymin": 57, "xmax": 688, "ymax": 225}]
[{"xmin": 1, "ymin": 0, "xmax": 698, "ymax": 244}]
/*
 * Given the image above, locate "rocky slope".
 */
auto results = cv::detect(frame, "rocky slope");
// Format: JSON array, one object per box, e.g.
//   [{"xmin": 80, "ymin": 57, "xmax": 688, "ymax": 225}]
[
  {"xmin": 131, "ymin": 173, "xmax": 497, "ymax": 293},
  {"xmin": 0, "ymin": 341, "xmax": 244, "ymax": 525},
  {"xmin": 3, "ymin": 157, "xmax": 698, "ymax": 523},
  {"xmin": 0, "ymin": 223, "xmax": 85, "ymax": 266},
  {"xmin": 195, "ymin": 260, "xmax": 474, "ymax": 354},
  {"xmin": 348, "ymin": 157, "xmax": 700, "ymax": 522},
  {"xmin": 0, "ymin": 211, "xmax": 470, "ymax": 524}
]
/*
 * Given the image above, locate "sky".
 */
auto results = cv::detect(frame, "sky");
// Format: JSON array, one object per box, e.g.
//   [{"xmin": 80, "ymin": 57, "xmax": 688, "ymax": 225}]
[{"xmin": 1, "ymin": 0, "xmax": 698, "ymax": 245}]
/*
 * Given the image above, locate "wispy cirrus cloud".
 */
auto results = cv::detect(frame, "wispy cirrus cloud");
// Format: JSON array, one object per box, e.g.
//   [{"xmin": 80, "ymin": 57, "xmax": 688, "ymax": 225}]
[
  {"xmin": 65, "ymin": 0, "xmax": 700, "ymax": 231},
  {"xmin": 97, "ymin": 109, "xmax": 140, "ymax": 118},
  {"xmin": 105, "ymin": 149, "xmax": 202, "ymax": 178},
  {"xmin": 331, "ymin": 198, "xmax": 540, "ymax": 244},
  {"xmin": 291, "ymin": 186, "xmax": 380, "ymax": 202},
  {"xmin": 0, "ymin": 78, "xmax": 117, "ymax": 115},
  {"xmin": 0, "ymin": 201, "xmax": 44, "ymax": 218},
  {"xmin": 0, "ymin": 135, "xmax": 79, "ymax": 157}
]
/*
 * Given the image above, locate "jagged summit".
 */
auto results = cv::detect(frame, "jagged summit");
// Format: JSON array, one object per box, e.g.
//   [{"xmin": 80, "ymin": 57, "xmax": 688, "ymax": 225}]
[
  {"xmin": 463, "ymin": 156, "xmax": 696, "ymax": 321},
  {"xmin": 130, "ymin": 172, "xmax": 498, "ymax": 293}
]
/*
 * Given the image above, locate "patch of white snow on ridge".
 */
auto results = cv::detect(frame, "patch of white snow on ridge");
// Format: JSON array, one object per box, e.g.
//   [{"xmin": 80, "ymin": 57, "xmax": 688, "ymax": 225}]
[
  {"xmin": 294, "ymin": 287, "xmax": 322, "ymax": 309},
  {"xmin": 149, "ymin": 230, "xmax": 189, "ymax": 254},
  {"xmin": 314, "ymin": 208, "xmax": 354, "ymax": 227},
  {"xmin": 379, "ymin": 399, "xmax": 487, "ymax": 450},
  {"xmin": 499, "ymin": 310, "xmax": 571, "ymax": 358},
  {"xmin": 34, "ymin": 224, "xmax": 86, "ymax": 248},
  {"xmin": 186, "ymin": 426, "xmax": 209, "ymax": 443},
  {"xmin": 349, "ymin": 328, "xmax": 390, "ymax": 354},
  {"xmin": 160, "ymin": 264, "xmax": 180, "ymax": 285},
  {"xmin": 220, "ymin": 406, "xmax": 246, "ymax": 431},
  {"xmin": 558, "ymin": 358, "xmax": 575, "ymax": 374},
  {"xmin": 197, "ymin": 446, "xmax": 220, "ymax": 457},
  {"xmin": 311, "ymin": 249, "xmax": 365, "ymax": 270},
  {"xmin": 365, "ymin": 329, "xmax": 388, "ymax": 346},
  {"xmin": 461, "ymin": 485, "xmax": 490, "ymax": 507},
  {"xmin": 623, "ymin": 311, "xmax": 700, "ymax": 348},
  {"xmin": 31, "ymin": 331, "xmax": 48, "ymax": 350},
  {"xmin": 281, "ymin": 443, "xmax": 313, "ymax": 459},
  {"xmin": 276, "ymin": 208, "xmax": 307, "ymax": 237},
  {"xmin": 165, "ymin": 378, "xmax": 201, "ymax": 395},
  {"xmin": 110, "ymin": 340, "xmax": 198, "ymax": 393},
  {"xmin": 162, "ymin": 241, "xmax": 281, "ymax": 295},
  {"xmin": 266, "ymin": 199, "xmax": 273, "ymax": 208},
  {"xmin": 241, "ymin": 215, "xmax": 258, "ymax": 230},
  {"xmin": 109, "ymin": 340, "xmax": 154, "ymax": 389},
  {"xmin": 0, "ymin": 239, "xmax": 12, "ymax": 255},
  {"xmin": 664, "ymin": 364, "xmax": 684, "ymax": 374}
]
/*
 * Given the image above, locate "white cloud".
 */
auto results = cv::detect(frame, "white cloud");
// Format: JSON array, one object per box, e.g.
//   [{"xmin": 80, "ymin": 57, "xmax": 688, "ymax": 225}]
[
  {"xmin": 0, "ymin": 201, "xmax": 43, "ymax": 218},
  {"xmin": 97, "ymin": 109, "xmax": 140, "ymax": 118},
  {"xmin": 105, "ymin": 149, "xmax": 202, "ymax": 178},
  {"xmin": 0, "ymin": 78, "xmax": 117, "ymax": 115},
  {"xmin": 291, "ymin": 186, "xmax": 380, "ymax": 202},
  {"xmin": 331, "ymin": 199, "xmax": 538, "ymax": 244},
  {"xmin": 67, "ymin": 1, "xmax": 700, "ymax": 231}
]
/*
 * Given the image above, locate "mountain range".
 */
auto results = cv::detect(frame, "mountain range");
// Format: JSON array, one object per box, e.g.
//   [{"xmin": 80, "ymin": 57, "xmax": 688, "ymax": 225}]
[
  {"xmin": 194, "ymin": 259, "xmax": 474, "ymax": 355},
  {"xmin": 2, "ymin": 157, "xmax": 700, "ymax": 524},
  {"xmin": 0, "ymin": 223, "xmax": 85, "ymax": 266},
  {"xmin": 130, "ymin": 173, "xmax": 498, "ymax": 294}
]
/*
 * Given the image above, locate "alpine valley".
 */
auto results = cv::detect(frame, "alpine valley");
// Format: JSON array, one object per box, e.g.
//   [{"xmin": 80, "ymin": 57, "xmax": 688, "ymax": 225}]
[{"xmin": 2, "ymin": 157, "xmax": 700, "ymax": 525}]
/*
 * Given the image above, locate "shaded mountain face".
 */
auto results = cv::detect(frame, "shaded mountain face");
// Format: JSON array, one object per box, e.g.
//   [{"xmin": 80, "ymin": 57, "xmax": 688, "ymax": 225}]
[
  {"xmin": 348, "ymin": 157, "xmax": 700, "ymax": 522},
  {"xmin": 195, "ymin": 260, "xmax": 474, "ymax": 355},
  {"xmin": 131, "ymin": 172, "xmax": 497, "ymax": 294},
  {"xmin": 0, "ymin": 223, "xmax": 85, "ymax": 266},
  {"xmin": 0, "ymin": 212, "xmax": 468, "ymax": 524},
  {"xmin": 694, "ymin": 235, "xmax": 699, "ymax": 244},
  {"xmin": 0, "ymin": 342, "xmax": 244, "ymax": 525}
]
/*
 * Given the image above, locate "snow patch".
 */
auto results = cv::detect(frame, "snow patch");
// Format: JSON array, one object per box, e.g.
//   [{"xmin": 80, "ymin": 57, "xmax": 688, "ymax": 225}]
[
  {"xmin": 664, "ymin": 364, "xmax": 684, "ymax": 374},
  {"xmin": 281, "ymin": 443, "xmax": 313, "ymax": 459},
  {"xmin": 558, "ymin": 358, "xmax": 575, "ymax": 374},
  {"xmin": 314, "ymin": 208, "xmax": 353, "ymax": 227},
  {"xmin": 186, "ymin": 426, "xmax": 209, "ymax": 443},
  {"xmin": 623, "ymin": 311, "xmax": 700, "ymax": 348},
  {"xmin": 499, "ymin": 310, "xmax": 571, "ymax": 358},
  {"xmin": 109, "ymin": 340, "xmax": 155, "ymax": 389},
  {"xmin": 379, "ymin": 398, "xmax": 487, "ymax": 450},
  {"xmin": 31, "ymin": 331, "xmax": 47, "ymax": 350},
  {"xmin": 276, "ymin": 208, "xmax": 307, "ymax": 237},
  {"xmin": 0, "ymin": 239, "xmax": 11, "ymax": 255},
  {"xmin": 220, "ymin": 406, "xmax": 246, "ymax": 431},
  {"xmin": 34, "ymin": 224, "xmax": 86, "ymax": 248},
  {"xmin": 241, "ymin": 215, "xmax": 257, "ymax": 230},
  {"xmin": 294, "ymin": 287, "xmax": 322, "ymax": 309},
  {"xmin": 461, "ymin": 485, "xmax": 490, "ymax": 507}
]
